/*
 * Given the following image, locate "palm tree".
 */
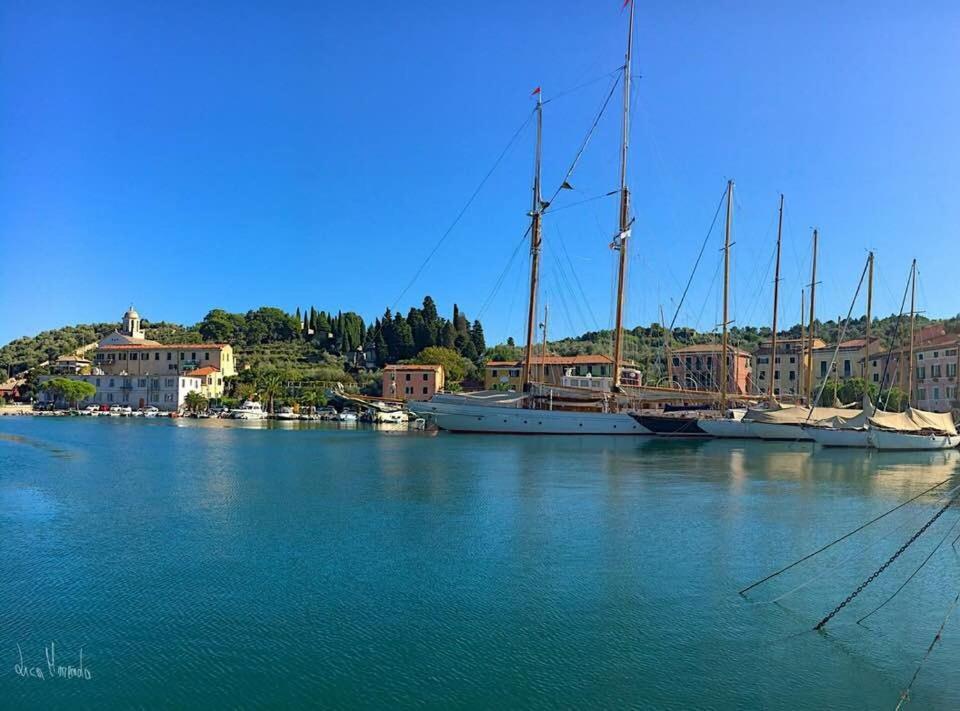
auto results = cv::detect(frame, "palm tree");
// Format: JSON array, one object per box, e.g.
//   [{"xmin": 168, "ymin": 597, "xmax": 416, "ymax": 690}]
[
  {"xmin": 184, "ymin": 390, "xmax": 209, "ymax": 414},
  {"xmin": 257, "ymin": 372, "xmax": 285, "ymax": 414}
]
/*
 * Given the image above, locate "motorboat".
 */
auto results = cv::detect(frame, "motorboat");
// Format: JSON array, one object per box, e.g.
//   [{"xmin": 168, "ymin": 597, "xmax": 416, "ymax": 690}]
[
  {"xmin": 232, "ymin": 400, "xmax": 266, "ymax": 420},
  {"xmin": 275, "ymin": 406, "xmax": 299, "ymax": 421},
  {"xmin": 374, "ymin": 409, "xmax": 407, "ymax": 424},
  {"xmin": 338, "ymin": 409, "xmax": 358, "ymax": 422},
  {"xmin": 142, "ymin": 406, "xmax": 160, "ymax": 418}
]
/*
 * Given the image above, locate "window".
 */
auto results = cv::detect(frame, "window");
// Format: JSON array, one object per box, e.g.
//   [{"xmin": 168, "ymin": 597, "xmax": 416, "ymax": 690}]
[
  {"xmin": 151, "ymin": 379, "xmax": 159, "ymax": 388},
  {"xmin": 918, "ymin": 388, "xmax": 926, "ymax": 401},
  {"xmin": 509, "ymin": 369, "xmax": 520, "ymax": 377},
  {"xmin": 491, "ymin": 369, "xmax": 498, "ymax": 377},
  {"xmin": 404, "ymin": 386, "xmax": 413, "ymax": 395},
  {"xmin": 949, "ymin": 364, "xmax": 958, "ymax": 378},
  {"xmin": 164, "ymin": 393, "xmax": 173, "ymax": 403},
  {"xmin": 672, "ymin": 357, "xmax": 681, "ymax": 367},
  {"xmin": 169, "ymin": 364, "xmax": 177, "ymax": 371},
  {"xmin": 933, "ymin": 352, "xmax": 939, "ymax": 358},
  {"xmin": 706, "ymin": 356, "xmax": 713, "ymax": 368},
  {"xmin": 138, "ymin": 379, "xmax": 147, "ymax": 387},
  {"xmin": 121, "ymin": 392, "xmax": 129, "ymax": 403},
  {"xmin": 96, "ymin": 378, "xmax": 101, "ymax": 386},
  {"xmin": 422, "ymin": 387, "xmax": 428, "ymax": 395},
  {"xmin": 405, "ymin": 373, "xmax": 411, "ymax": 381},
  {"xmin": 109, "ymin": 379, "xmax": 115, "ymax": 387},
  {"xmin": 843, "ymin": 360, "xmax": 851, "ymax": 377},
  {"xmin": 917, "ymin": 366, "xmax": 926, "ymax": 380},
  {"xmin": 774, "ymin": 370, "xmax": 780, "ymax": 380},
  {"xmin": 758, "ymin": 371, "xmax": 766, "ymax": 380},
  {"xmin": 179, "ymin": 353, "xmax": 185, "ymax": 360},
  {"xmin": 820, "ymin": 361, "xmax": 827, "ymax": 377},
  {"xmin": 789, "ymin": 357, "xmax": 796, "ymax": 364},
  {"xmin": 932, "ymin": 365, "xmax": 942, "ymax": 377},
  {"xmin": 123, "ymin": 378, "xmax": 131, "ymax": 387},
  {"xmin": 757, "ymin": 356, "xmax": 769, "ymax": 364},
  {"xmin": 107, "ymin": 393, "xmax": 114, "ymax": 402},
  {"xmin": 119, "ymin": 353, "xmax": 127, "ymax": 360},
  {"xmin": 130, "ymin": 353, "xmax": 138, "ymax": 360},
  {"xmin": 191, "ymin": 352, "xmax": 197, "ymax": 361},
  {"xmin": 873, "ymin": 373, "xmax": 879, "ymax": 382},
  {"xmin": 774, "ymin": 356, "xmax": 780, "ymax": 364},
  {"xmin": 150, "ymin": 393, "xmax": 159, "ymax": 403},
  {"xmin": 918, "ymin": 353, "xmax": 924, "ymax": 361},
  {"xmin": 165, "ymin": 378, "xmax": 175, "ymax": 387},
  {"xmin": 204, "ymin": 352, "xmax": 210, "ymax": 361},
  {"xmin": 154, "ymin": 353, "xmax": 160, "ymax": 361},
  {"xmin": 933, "ymin": 387, "xmax": 940, "ymax": 400},
  {"xmin": 167, "ymin": 352, "xmax": 172, "ymax": 360},
  {"xmin": 789, "ymin": 371, "xmax": 796, "ymax": 381},
  {"xmin": 423, "ymin": 373, "xmax": 428, "ymax": 381}
]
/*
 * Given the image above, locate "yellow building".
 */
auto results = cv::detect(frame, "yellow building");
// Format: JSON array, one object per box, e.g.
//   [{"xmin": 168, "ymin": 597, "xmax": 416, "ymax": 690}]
[
  {"xmin": 483, "ymin": 354, "xmax": 629, "ymax": 390},
  {"xmin": 810, "ymin": 338, "xmax": 882, "ymax": 388},
  {"xmin": 90, "ymin": 307, "xmax": 236, "ymax": 399},
  {"xmin": 751, "ymin": 337, "xmax": 826, "ymax": 397}
]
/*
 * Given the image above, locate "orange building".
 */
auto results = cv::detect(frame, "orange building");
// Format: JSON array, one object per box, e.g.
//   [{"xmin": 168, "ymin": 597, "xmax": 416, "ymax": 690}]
[
  {"xmin": 382, "ymin": 364, "xmax": 445, "ymax": 402},
  {"xmin": 669, "ymin": 344, "xmax": 752, "ymax": 395}
]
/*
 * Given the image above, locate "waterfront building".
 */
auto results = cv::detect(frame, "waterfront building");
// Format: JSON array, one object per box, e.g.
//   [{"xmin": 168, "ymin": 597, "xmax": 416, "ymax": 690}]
[
  {"xmin": 913, "ymin": 335, "xmax": 959, "ymax": 412},
  {"xmin": 382, "ymin": 364, "xmax": 445, "ymax": 401},
  {"xmin": 668, "ymin": 344, "xmax": 752, "ymax": 395},
  {"xmin": 751, "ymin": 337, "xmax": 826, "ymax": 397},
  {"xmin": 37, "ymin": 373, "xmax": 203, "ymax": 411},
  {"xmin": 185, "ymin": 366, "xmax": 225, "ymax": 400},
  {"xmin": 810, "ymin": 338, "xmax": 882, "ymax": 387},
  {"xmin": 90, "ymin": 308, "xmax": 235, "ymax": 399},
  {"xmin": 482, "ymin": 354, "xmax": 633, "ymax": 390}
]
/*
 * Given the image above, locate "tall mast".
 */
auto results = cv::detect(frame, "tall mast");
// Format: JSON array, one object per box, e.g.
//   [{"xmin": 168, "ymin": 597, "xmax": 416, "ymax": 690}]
[
  {"xmin": 865, "ymin": 252, "xmax": 873, "ymax": 384},
  {"xmin": 769, "ymin": 194, "xmax": 784, "ymax": 403},
  {"xmin": 805, "ymin": 229, "xmax": 819, "ymax": 405},
  {"xmin": 611, "ymin": 0, "xmax": 635, "ymax": 390},
  {"xmin": 720, "ymin": 180, "xmax": 734, "ymax": 411},
  {"xmin": 907, "ymin": 259, "xmax": 917, "ymax": 407},
  {"xmin": 799, "ymin": 288, "xmax": 806, "ymax": 401},
  {"xmin": 540, "ymin": 304, "xmax": 549, "ymax": 382},
  {"xmin": 521, "ymin": 94, "xmax": 544, "ymax": 390}
]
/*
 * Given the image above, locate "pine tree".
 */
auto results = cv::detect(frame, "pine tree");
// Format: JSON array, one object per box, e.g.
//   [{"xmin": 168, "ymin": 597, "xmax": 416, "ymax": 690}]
[
  {"xmin": 470, "ymin": 320, "xmax": 486, "ymax": 356},
  {"xmin": 441, "ymin": 321, "xmax": 457, "ymax": 350},
  {"xmin": 453, "ymin": 304, "xmax": 469, "ymax": 336}
]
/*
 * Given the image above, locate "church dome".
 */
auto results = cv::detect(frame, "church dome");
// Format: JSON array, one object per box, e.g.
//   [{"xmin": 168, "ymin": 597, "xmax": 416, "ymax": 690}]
[{"xmin": 123, "ymin": 306, "xmax": 140, "ymax": 320}]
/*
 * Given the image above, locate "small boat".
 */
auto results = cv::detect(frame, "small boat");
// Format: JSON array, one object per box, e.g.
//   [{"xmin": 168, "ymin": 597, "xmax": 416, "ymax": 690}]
[
  {"xmin": 869, "ymin": 430, "xmax": 960, "ymax": 451},
  {"xmin": 374, "ymin": 409, "xmax": 407, "ymax": 424},
  {"xmin": 807, "ymin": 426, "xmax": 870, "ymax": 448},
  {"xmin": 232, "ymin": 400, "xmax": 266, "ymax": 420},
  {"xmin": 143, "ymin": 406, "xmax": 160, "ymax": 418},
  {"xmin": 698, "ymin": 411, "xmax": 753, "ymax": 439},
  {"xmin": 338, "ymin": 409, "xmax": 358, "ymax": 422},
  {"xmin": 108, "ymin": 405, "xmax": 122, "ymax": 417},
  {"xmin": 275, "ymin": 406, "xmax": 299, "ymax": 421},
  {"xmin": 317, "ymin": 406, "xmax": 339, "ymax": 421},
  {"xmin": 411, "ymin": 417, "xmax": 427, "ymax": 430}
]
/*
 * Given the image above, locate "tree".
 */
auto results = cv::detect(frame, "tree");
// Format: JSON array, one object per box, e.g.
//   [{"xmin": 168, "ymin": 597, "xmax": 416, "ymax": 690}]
[
  {"xmin": 506, "ymin": 336, "xmax": 516, "ymax": 348},
  {"xmin": 470, "ymin": 320, "xmax": 486, "ymax": 356},
  {"xmin": 414, "ymin": 346, "xmax": 468, "ymax": 383},
  {"xmin": 440, "ymin": 322, "xmax": 457, "ymax": 350},
  {"xmin": 256, "ymin": 371, "xmax": 286, "ymax": 414},
  {"xmin": 184, "ymin": 390, "xmax": 209, "ymax": 414},
  {"xmin": 41, "ymin": 378, "xmax": 96, "ymax": 409}
]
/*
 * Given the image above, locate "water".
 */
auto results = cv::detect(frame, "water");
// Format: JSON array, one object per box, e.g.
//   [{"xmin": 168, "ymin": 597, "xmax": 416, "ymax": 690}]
[{"xmin": 2, "ymin": 417, "xmax": 960, "ymax": 709}]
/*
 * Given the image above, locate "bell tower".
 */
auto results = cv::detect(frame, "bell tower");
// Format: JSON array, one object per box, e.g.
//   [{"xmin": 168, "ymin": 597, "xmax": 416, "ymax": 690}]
[{"xmin": 122, "ymin": 306, "xmax": 144, "ymax": 340}]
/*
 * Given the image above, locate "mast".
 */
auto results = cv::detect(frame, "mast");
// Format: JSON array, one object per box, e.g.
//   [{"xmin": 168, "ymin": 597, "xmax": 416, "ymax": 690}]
[
  {"xmin": 907, "ymin": 259, "xmax": 917, "ymax": 407},
  {"xmin": 865, "ymin": 251, "xmax": 873, "ymax": 384},
  {"xmin": 521, "ymin": 93, "xmax": 544, "ymax": 390},
  {"xmin": 805, "ymin": 229, "xmax": 819, "ymax": 405},
  {"xmin": 611, "ymin": 0, "xmax": 635, "ymax": 390},
  {"xmin": 720, "ymin": 180, "xmax": 734, "ymax": 411},
  {"xmin": 540, "ymin": 304, "xmax": 549, "ymax": 382},
  {"xmin": 769, "ymin": 194, "xmax": 784, "ymax": 403},
  {"xmin": 661, "ymin": 304, "xmax": 672, "ymax": 387},
  {"xmin": 799, "ymin": 289, "xmax": 806, "ymax": 401}
]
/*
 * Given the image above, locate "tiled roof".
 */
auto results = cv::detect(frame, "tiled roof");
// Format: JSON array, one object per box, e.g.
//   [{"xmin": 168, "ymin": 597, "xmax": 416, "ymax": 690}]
[
  {"xmin": 671, "ymin": 344, "xmax": 752, "ymax": 356},
  {"xmin": 186, "ymin": 366, "xmax": 220, "ymax": 376},
  {"xmin": 485, "ymin": 354, "xmax": 619, "ymax": 367},
  {"xmin": 384, "ymin": 364, "xmax": 443, "ymax": 371},
  {"xmin": 98, "ymin": 343, "xmax": 229, "ymax": 350}
]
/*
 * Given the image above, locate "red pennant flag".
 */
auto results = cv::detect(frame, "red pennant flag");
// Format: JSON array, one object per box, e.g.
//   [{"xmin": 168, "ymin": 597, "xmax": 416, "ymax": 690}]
[
  {"xmin": 531, "ymin": 86, "xmax": 541, "ymax": 96},
  {"xmin": 621, "ymin": 0, "xmax": 631, "ymax": 9}
]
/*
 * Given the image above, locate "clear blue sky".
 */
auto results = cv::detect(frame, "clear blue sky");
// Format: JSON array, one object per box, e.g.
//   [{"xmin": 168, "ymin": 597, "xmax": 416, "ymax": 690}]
[{"xmin": 2, "ymin": 1, "xmax": 959, "ymax": 347}]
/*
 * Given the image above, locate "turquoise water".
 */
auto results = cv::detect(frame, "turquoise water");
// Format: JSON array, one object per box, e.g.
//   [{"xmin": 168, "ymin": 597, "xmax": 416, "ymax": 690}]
[{"xmin": 2, "ymin": 417, "xmax": 960, "ymax": 709}]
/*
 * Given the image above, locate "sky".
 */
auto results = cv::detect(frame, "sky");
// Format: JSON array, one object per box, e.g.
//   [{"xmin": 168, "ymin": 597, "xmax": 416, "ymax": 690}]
[{"xmin": 2, "ymin": 0, "xmax": 959, "ymax": 347}]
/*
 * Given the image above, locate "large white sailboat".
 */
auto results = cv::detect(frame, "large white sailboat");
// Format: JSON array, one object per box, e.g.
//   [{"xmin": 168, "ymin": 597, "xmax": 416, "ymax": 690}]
[{"xmin": 423, "ymin": 3, "xmax": 650, "ymax": 435}]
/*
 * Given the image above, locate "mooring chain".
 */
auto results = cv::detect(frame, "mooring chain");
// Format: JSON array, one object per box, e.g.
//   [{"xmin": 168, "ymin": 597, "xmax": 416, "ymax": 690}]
[{"xmin": 814, "ymin": 496, "xmax": 958, "ymax": 631}]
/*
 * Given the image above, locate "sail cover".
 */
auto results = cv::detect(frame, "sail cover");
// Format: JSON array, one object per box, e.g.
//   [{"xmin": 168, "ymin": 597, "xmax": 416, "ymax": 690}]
[
  {"xmin": 869, "ymin": 407, "xmax": 958, "ymax": 435},
  {"xmin": 745, "ymin": 403, "xmax": 853, "ymax": 426}
]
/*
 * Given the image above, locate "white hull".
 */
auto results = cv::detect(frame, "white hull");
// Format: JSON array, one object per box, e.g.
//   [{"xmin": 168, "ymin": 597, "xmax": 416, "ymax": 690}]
[
  {"xmin": 808, "ymin": 428, "xmax": 871, "ymax": 448},
  {"xmin": 374, "ymin": 411, "xmax": 407, "ymax": 424},
  {"xmin": 233, "ymin": 412, "xmax": 266, "ymax": 420},
  {"xmin": 697, "ymin": 419, "xmax": 755, "ymax": 439},
  {"xmin": 748, "ymin": 422, "xmax": 814, "ymax": 442},
  {"xmin": 869, "ymin": 431, "xmax": 960, "ymax": 451},
  {"xmin": 419, "ymin": 397, "xmax": 649, "ymax": 435}
]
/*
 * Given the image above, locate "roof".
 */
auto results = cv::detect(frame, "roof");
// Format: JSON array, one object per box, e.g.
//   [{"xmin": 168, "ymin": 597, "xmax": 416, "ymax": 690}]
[
  {"xmin": 124, "ymin": 306, "xmax": 140, "ymax": 319},
  {"xmin": 812, "ymin": 337, "xmax": 881, "ymax": 352},
  {"xmin": 914, "ymin": 334, "xmax": 959, "ymax": 351},
  {"xmin": 671, "ymin": 344, "xmax": 752, "ymax": 356},
  {"xmin": 384, "ymin": 364, "xmax": 444, "ymax": 371},
  {"xmin": 186, "ymin": 366, "xmax": 220, "ymax": 376},
  {"xmin": 55, "ymin": 355, "xmax": 91, "ymax": 363},
  {"xmin": 98, "ymin": 343, "xmax": 230, "ymax": 351},
  {"xmin": 485, "ymin": 354, "xmax": 617, "ymax": 367}
]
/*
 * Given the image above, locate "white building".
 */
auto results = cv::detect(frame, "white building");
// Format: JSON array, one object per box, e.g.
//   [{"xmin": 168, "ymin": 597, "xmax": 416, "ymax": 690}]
[{"xmin": 38, "ymin": 374, "xmax": 202, "ymax": 411}]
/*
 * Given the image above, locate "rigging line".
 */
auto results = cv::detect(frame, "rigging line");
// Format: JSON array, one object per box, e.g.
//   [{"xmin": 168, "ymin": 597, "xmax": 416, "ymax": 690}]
[
  {"xmin": 894, "ymin": 589, "xmax": 960, "ymax": 711},
  {"xmin": 813, "ymin": 490, "xmax": 960, "ymax": 631},
  {"xmin": 806, "ymin": 256, "xmax": 870, "ymax": 415},
  {"xmin": 548, "ymin": 190, "xmax": 619, "ymax": 214},
  {"xmin": 543, "ymin": 72, "xmax": 622, "ymax": 212},
  {"xmin": 747, "ymin": 483, "xmax": 960, "ymax": 606},
  {"xmin": 555, "ymin": 223, "xmax": 601, "ymax": 330},
  {"xmin": 389, "ymin": 106, "xmax": 536, "ymax": 311},
  {"xmin": 666, "ymin": 187, "xmax": 728, "ymax": 334},
  {"xmin": 548, "ymin": 231, "xmax": 590, "ymax": 333},
  {"xmin": 476, "ymin": 226, "xmax": 532, "ymax": 321},
  {"xmin": 858, "ymin": 510, "xmax": 960, "ymax": 625},
  {"xmin": 541, "ymin": 66, "xmax": 623, "ymax": 106},
  {"xmin": 878, "ymin": 264, "xmax": 913, "ymax": 410},
  {"xmin": 738, "ymin": 477, "xmax": 952, "ymax": 595}
]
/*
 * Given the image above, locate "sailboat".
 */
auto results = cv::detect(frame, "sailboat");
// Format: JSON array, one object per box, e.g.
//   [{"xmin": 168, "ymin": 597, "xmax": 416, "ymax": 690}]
[
  {"xmin": 634, "ymin": 179, "xmax": 737, "ymax": 437},
  {"xmin": 422, "ymin": 3, "xmax": 649, "ymax": 435}
]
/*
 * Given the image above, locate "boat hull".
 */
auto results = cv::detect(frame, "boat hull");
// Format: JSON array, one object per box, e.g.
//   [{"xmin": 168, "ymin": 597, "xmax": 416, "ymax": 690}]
[
  {"xmin": 747, "ymin": 422, "xmax": 814, "ymax": 442},
  {"xmin": 807, "ymin": 428, "xmax": 870, "ymax": 448},
  {"xmin": 697, "ymin": 419, "xmax": 754, "ymax": 439},
  {"xmin": 633, "ymin": 414, "xmax": 708, "ymax": 437},
  {"xmin": 869, "ymin": 431, "xmax": 960, "ymax": 451},
  {"xmin": 418, "ymin": 398, "xmax": 648, "ymax": 435}
]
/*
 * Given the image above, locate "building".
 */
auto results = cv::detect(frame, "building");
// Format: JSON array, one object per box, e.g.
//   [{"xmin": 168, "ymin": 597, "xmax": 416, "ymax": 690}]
[
  {"xmin": 811, "ymin": 338, "xmax": 882, "ymax": 387},
  {"xmin": 185, "ymin": 367, "xmax": 224, "ymax": 400},
  {"xmin": 52, "ymin": 355, "xmax": 92, "ymax": 374},
  {"xmin": 90, "ymin": 307, "xmax": 235, "ymax": 399},
  {"xmin": 382, "ymin": 364, "xmax": 445, "ymax": 401},
  {"xmin": 914, "ymin": 336, "xmax": 959, "ymax": 412},
  {"xmin": 37, "ymin": 374, "xmax": 203, "ymax": 411},
  {"xmin": 669, "ymin": 344, "xmax": 752, "ymax": 395},
  {"xmin": 482, "ymin": 354, "xmax": 640, "ymax": 391},
  {"xmin": 751, "ymin": 337, "xmax": 826, "ymax": 397}
]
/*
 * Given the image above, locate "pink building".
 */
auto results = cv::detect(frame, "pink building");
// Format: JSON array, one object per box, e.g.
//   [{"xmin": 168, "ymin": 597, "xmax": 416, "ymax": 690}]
[
  {"xmin": 914, "ymin": 336, "xmax": 959, "ymax": 412},
  {"xmin": 382, "ymin": 364, "xmax": 445, "ymax": 402}
]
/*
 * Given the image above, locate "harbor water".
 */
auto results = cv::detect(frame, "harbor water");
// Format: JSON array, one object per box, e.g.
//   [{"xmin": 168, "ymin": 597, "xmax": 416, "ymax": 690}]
[{"xmin": 3, "ymin": 416, "xmax": 960, "ymax": 708}]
